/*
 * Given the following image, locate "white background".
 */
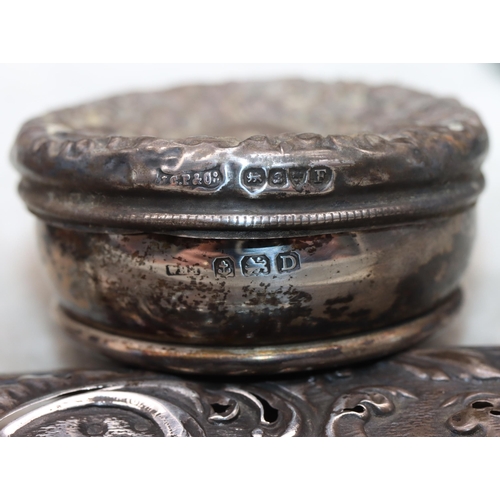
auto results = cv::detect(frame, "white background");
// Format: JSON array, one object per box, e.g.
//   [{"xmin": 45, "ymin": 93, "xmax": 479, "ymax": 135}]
[{"xmin": 1, "ymin": 63, "xmax": 499, "ymax": 374}]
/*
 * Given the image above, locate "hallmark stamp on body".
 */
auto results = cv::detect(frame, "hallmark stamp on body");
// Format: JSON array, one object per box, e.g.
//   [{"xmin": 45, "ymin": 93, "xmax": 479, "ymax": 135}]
[
  {"xmin": 166, "ymin": 265, "xmax": 201, "ymax": 276},
  {"xmin": 276, "ymin": 252, "xmax": 300, "ymax": 273},
  {"xmin": 213, "ymin": 252, "xmax": 301, "ymax": 278},
  {"xmin": 213, "ymin": 257, "xmax": 236, "ymax": 278},
  {"xmin": 241, "ymin": 255, "xmax": 271, "ymax": 277}
]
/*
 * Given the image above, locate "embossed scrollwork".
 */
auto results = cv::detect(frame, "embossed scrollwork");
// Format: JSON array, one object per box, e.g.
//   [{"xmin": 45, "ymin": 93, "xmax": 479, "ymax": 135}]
[
  {"xmin": 325, "ymin": 387, "xmax": 417, "ymax": 437},
  {"xmin": 442, "ymin": 392, "xmax": 500, "ymax": 436},
  {"xmin": 393, "ymin": 349, "xmax": 500, "ymax": 381},
  {"xmin": 4, "ymin": 347, "xmax": 500, "ymax": 437},
  {"xmin": 0, "ymin": 378, "xmax": 306, "ymax": 437}
]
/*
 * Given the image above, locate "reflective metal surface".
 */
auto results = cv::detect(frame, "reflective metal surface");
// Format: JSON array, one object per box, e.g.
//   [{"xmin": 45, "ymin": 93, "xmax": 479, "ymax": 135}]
[
  {"xmin": 40, "ymin": 209, "xmax": 473, "ymax": 348},
  {"xmin": 2, "ymin": 346, "xmax": 500, "ymax": 437},
  {"xmin": 12, "ymin": 81, "xmax": 488, "ymax": 372},
  {"xmin": 13, "ymin": 81, "xmax": 487, "ymax": 233},
  {"xmin": 57, "ymin": 290, "xmax": 460, "ymax": 375}
]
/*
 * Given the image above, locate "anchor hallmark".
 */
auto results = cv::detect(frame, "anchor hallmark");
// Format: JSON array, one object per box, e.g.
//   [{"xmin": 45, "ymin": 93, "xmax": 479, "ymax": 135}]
[{"xmin": 213, "ymin": 257, "xmax": 236, "ymax": 278}]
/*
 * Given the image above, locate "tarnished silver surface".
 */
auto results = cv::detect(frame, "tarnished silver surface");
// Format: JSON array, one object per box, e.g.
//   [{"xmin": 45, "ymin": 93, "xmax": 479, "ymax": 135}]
[
  {"xmin": 12, "ymin": 81, "xmax": 488, "ymax": 372},
  {"xmin": 13, "ymin": 81, "xmax": 487, "ymax": 232},
  {"xmin": 58, "ymin": 289, "xmax": 461, "ymax": 375},
  {"xmin": 40, "ymin": 211, "xmax": 472, "ymax": 349},
  {"xmin": 2, "ymin": 346, "xmax": 500, "ymax": 437}
]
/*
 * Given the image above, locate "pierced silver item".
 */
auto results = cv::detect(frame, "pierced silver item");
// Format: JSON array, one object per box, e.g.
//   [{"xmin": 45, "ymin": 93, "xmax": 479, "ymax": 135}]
[{"xmin": 2, "ymin": 347, "xmax": 500, "ymax": 437}]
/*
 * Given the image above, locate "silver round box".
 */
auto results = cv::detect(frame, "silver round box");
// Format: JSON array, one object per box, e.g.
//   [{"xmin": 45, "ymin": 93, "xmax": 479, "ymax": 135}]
[{"xmin": 12, "ymin": 80, "xmax": 487, "ymax": 375}]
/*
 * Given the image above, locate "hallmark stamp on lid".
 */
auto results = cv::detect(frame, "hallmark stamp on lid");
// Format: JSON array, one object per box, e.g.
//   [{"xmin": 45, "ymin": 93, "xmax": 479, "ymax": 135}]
[{"xmin": 240, "ymin": 166, "xmax": 334, "ymax": 194}]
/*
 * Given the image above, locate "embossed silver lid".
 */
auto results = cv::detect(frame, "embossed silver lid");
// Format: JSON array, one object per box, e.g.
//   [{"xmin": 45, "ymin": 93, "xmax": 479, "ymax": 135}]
[{"xmin": 13, "ymin": 80, "xmax": 487, "ymax": 234}]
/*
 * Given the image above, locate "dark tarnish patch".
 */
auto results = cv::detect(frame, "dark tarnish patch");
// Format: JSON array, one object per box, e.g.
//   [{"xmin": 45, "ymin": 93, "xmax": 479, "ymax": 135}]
[
  {"xmin": 291, "ymin": 234, "xmax": 335, "ymax": 255},
  {"xmin": 390, "ymin": 252, "xmax": 452, "ymax": 319},
  {"xmin": 348, "ymin": 308, "xmax": 372, "ymax": 320},
  {"xmin": 97, "ymin": 274, "xmax": 233, "ymax": 345},
  {"xmin": 242, "ymin": 284, "xmax": 313, "ymax": 312},
  {"xmin": 288, "ymin": 288, "xmax": 313, "ymax": 304},
  {"xmin": 103, "ymin": 154, "xmax": 132, "ymax": 183},
  {"xmin": 323, "ymin": 294, "xmax": 355, "ymax": 321},
  {"xmin": 389, "ymin": 227, "xmax": 472, "ymax": 321},
  {"xmin": 45, "ymin": 225, "xmax": 94, "ymax": 262},
  {"xmin": 230, "ymin": 283, "xmax": 314, "ymax": 343},
  {"xmin": 324, "ymin": 306, "xmax": 349, "ymax": 320},
  {"xmin": 324, "ymin": 294, "xmax": 354, "ymax": 306}
]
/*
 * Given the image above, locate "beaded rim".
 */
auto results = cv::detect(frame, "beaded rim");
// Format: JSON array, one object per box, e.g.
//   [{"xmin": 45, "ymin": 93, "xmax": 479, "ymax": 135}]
[{"xmin": 13, "ymin": 81, "xmax": 488, "ymax": 232}]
